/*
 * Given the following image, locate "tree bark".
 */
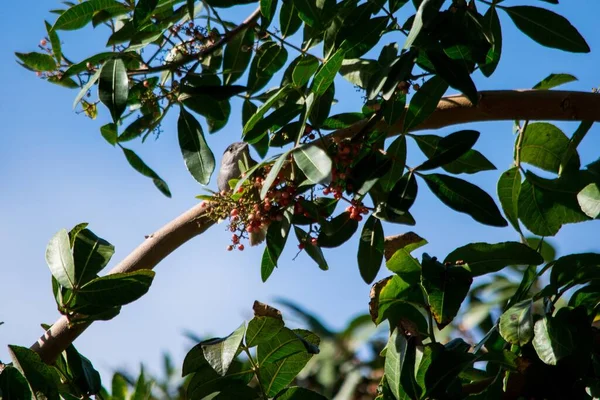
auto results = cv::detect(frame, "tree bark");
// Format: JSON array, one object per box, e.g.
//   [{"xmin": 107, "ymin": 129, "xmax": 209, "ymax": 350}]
[{"xmin": 30, "ymin": 89, "xmax": 600, "ymax": 364}]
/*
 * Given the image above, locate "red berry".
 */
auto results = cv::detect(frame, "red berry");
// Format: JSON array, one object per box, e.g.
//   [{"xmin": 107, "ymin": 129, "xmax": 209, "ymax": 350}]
[
  {"xmin": 298, "ymin": 243, "xmax": 305, "ymax": 250},
  {"xmin": 238, "ymin": 244, "xmax": 245, "ymax": 251},
  {"xmin": 311, "ymin": 238, "xmax": 318, "ymax": 245},
  {"xmin": 308, "ymin": 134, "xmax": 315, "ymax": 140},
  {"xmin": 232, "ymin": 235, "xmax": 239, "ymax": 243},
  {"xmin": 246, "ymin": 226, "xmax": 254, "ymax": 233},
  {"xmin": 40, "ymin": 39, "xmax": 47, "ymax": 46},
  {"xmin": 230, "ymin": 209, "xmax": 239, "ymax": 217},
  {"xmin": 227, "ymin": 245, "xmax": 234, "ymax": 251},
  {"xmin": 323, "ymin": 187, "xmax": 331, "ymax": 195}
]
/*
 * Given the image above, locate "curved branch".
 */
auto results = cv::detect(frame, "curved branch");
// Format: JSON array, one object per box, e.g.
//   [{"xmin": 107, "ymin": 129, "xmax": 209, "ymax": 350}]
[{"xmin": 30, "ymin": 89, "xmax": 600, "ymax": 364}]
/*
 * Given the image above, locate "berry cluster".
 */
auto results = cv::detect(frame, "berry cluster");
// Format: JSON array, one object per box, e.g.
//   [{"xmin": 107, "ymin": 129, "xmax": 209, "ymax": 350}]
[
  {"xmin": 345, "ymin": 202, "xmax": 369, "ymax": 221},
  {"xmin": 322, "ymin": 140, "xmax": 361, "ymax": 199}
]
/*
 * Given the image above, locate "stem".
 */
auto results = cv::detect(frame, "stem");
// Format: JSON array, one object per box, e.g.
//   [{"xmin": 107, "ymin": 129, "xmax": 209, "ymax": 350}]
[
  {"xmin": 514, "ymin": 120, "xmax": 529, "ymax": 167},
  {"xmin": 242, "ymin": 346, "xmax": 268, "ymax": 399},
  {"xmin": 266, "ymin": 30, "xmax": 323, "ymax": 62}
]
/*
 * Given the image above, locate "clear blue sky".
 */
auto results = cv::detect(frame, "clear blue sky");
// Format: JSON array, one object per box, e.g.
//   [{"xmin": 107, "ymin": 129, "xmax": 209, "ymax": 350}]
[{"xmin": 1, "ymin": 0, "xmax": 599, "ymax": 383}]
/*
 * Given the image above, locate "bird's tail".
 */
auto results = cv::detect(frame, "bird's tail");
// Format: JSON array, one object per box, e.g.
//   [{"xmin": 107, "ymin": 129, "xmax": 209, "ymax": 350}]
[{"xmin": 250, "ymin": 226, "xmax": 267, "ymax": 246}]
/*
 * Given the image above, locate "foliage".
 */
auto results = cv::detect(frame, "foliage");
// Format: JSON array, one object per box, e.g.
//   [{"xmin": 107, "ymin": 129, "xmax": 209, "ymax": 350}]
[{"xmin": 4, "ymin": 0, "xmax": 600, "ymax": 399}]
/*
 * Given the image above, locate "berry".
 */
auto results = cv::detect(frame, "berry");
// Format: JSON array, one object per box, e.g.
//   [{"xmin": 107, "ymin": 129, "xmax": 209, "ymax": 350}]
[
  {"xmin": 232, "ymin": 235, "xmax": 239, "ymax": 244},
  {"xmin": 238, "ymin": 244, "xmax": 245, "ymax": 251},
  {"xmin": 298, "ymin": 243, "xmax": 305, "ymax": 250},
  {"xmin": 311, "ymin": 238, "xmax": 318, "ymax": 246},
  {"xmin": 227, "ymin": 245, "xmax": 234, "ymax": 251},
  {"xmin": 143, "ymin": 80, "xmax": 150, "ymax": 88},
  {"xmin": 40, "ymin": 39, "xmax": 47, "ymax": 46},
  {"xmin": 230, "ymin": 209, "xmax": 239, "ymax": 217}
]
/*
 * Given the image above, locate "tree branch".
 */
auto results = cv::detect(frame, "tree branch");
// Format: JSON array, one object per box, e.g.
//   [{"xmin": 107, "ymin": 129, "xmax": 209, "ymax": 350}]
[{"xmin": 30, "ymin": 89, "xmax": 600, "ymax": 364}]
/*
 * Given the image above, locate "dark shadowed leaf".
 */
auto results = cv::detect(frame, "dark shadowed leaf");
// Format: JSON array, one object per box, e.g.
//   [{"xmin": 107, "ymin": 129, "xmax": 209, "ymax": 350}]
[
  {"xmin": 178, "ymin": 107, "xmax": 215, "ymax": 185},
  {"xmin": 0, "ymin": 366, "xmax": 32, "ymax": 400},
  {"xmin": 426, "ymin": 50, "xmax": 478, "ymax": 104},
  {"xmin": 72, "ymin": 228, "xmax": 114, "ymax": 286},
  {"xmin": 497, "ymin": 167, "xmax": 522, "ymax": 233},
  {"xmin": 8, "ymin": 345, "xmax": 60, "ymax": 400},
  {"xmin": 280, "ymin": 1, "xmax": 303, "ymax": 37},
  {"xmin": 318, "ymin": 212, "xmax": 358, "ymax": 248},
  {"xmin": 262, "ymin": 209, "xmax": 293, "ymax": 281},
  {"xmin": 100, "ymin": 123, "xmax": 118, "ymax": 145},
  {"xmin": 77, "ymin": 270, "xmax": 155, "ymax": 307},
  {"xmin": 292, "ymin": 55, "xmax": 320, "ymax": 87},
  {"xmin": 358, "ymin": 215, "xmax": 384, "ymax": 284},
  {"xmin": 480, "ymin": 6, "xmax": 502, "ymax": 77},
  {"xmin": 380, "ymin": 135, "xmax": 407, "ymax": 192},
  {"xmin": 311, "ymin": 48, "xmax": 345, "ymax": 95},
  {"xmin": 295, "ymin": 226, "xmax": 328, "ymax": 270},
  {"xmin": 122, "ymin": 148, "xmax": 172, "ymax": 197},
  {"xmin": 223, "ymin": 27, "xmax": 254, "ymax": 85},
  {"xmin": 403, "ymin": 76, "xmax": 448, "ymax": 133},
  {"xmin": 415, "ymin": 130, "xmax": 480, "ymax": 171},
  {"xmin": 276, "ymin": 387, "xmax": 328, "ymax": 399}
]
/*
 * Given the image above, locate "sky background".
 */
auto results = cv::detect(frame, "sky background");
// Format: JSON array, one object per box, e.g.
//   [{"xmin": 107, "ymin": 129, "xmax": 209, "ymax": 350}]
[{"xmin": 1, "ymin": 0, "xmax": 599, "ymax": 387}]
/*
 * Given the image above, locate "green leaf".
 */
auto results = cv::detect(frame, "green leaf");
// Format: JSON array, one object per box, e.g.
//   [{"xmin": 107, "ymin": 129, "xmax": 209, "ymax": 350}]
[
  {"xmin": 422, "ymin": 173, "xmax": 508, "ymax": 227},
  {"xmin": 46, "ymin": 228, "xmax": 76, "ymax": 289},
  {"xmin": 15, "ymin": 51, "xmax": 57, "ymax": 71},
  {"xmin": 293, "ymin": 144, "xmax": 332, "ymax": 184},
  {"xmin": 77, "ymin": 270, "xmax": 155, "ymax": 307},
  {"xmin": 111, "ymin": 373, "xmax": 129, "ymax": 399},
  {"xmin": 134, "ymin": 0, "xmax": 159, "ymax": 27},
  {"xmin": 403, "ymin": 76, "xmax": 448, "ymax": 133},
  {"xmin": 321, "ymin": 112, "xmax": 365, "ymax": 130},
  {"xmin": 444, "ymin": 242, "xmax": 544, "ymax": 277},
  {"xmin": 178, "ymin": 107, "xmax": 215, "ymax": 185},
  {"xmin": 52, "ymin": 0, "xmax": 128, "ymax": 31},
  {"xmin": 201, "ymin": 323, "xmax": 246, "ymax": 376},
  {"xmin": 309, "ymin": 83, "xmax": 335, "ymax": 128},
  {"xmin": 560, "ymin": 121, "xmax": 593, "ymax": 175},
  {"xmin": 122, "ymin": 147, "xmax": 171, "ymax": 197},
  {"xmin": 421, "ymin": 254, "xmax": 472, "ymax": 329},
  {"xmin": 311, "ymin": 48, "xmax": 345, "ymax": 96},
  {"xmin": 261, "ymin": 151, "xmax": 290, "ymax": 199},
  {"xmin": 412, "ymin": 134, "xmax": 496, "ymax": 175},
  {"xmin": 98, "ymin": 58, "xmax": 129, "ymax": 123},
  {"xmin": 358, "ymin": 215, "xmax": 384, "ymax": 284},
  {"xmin": 292, "ymin": 0, "xmax": 323, "ymax": 28},
  {"xmin": 415, "ymin": 130, "xmax": 479, "ymax": 171},
  {"xmin": 404, "ymin": 0, "xmax": 443, "ymax": 49},
  {"xmin": 480, "ymin": 6, "xmax": 502, "ymax": 77},
  {"xmin": 370, "ymin": 275, "xmax": 424, "ymax": 325},
  {"xmin": 339, "ymin": 16, "xmax": 387, "ymax": 58},
  {"xmin": 246, "ymin": 316, "xmax": 285, "ymax": 348},
  {"xmin": 260, "ymin": 0, "xmax": 277, "ymax": 23},
  {"xmin": 578, "ymin": 183, "xmax": 600, "ymax": 219},
  {"xmin": 380, "ymin": 135, "xmax": 407, "ymax": 192},
  {"xmin": 100, "ymin": 123, "xmax": 118, "ymax": 145},
  {"xmin": 387, "ymin": 172, "xmax": 418, "ymax": 214},
  {"xmin": 499, "ymin": 299, "xmax": 533, "ymax": 346},
  {"xmin": 295, "ymin": 227, "xmax": 328, "ymax": 270},
  {"xmin": 318, "ymin": 211, "xmax": 358, "ymax": 248},
  {"xmin": 385, "ymin": 330, "xmax": 420, "ymax": 400},
  {"xmin": 0, "ymin": 366, "xmax": 32, "ymax": 400},
  {"xmin": 497, "ymin": 167, "xmax": 522, "ymax": 233},
  {"xmin": 520, "ymin": 122, "xmax": 580, "ymax": 173},
  {"xmin": 532, "ymin": 316, "xmax": 572, "ymax": 365},
  {"xmin": 501, "ymin": 5, "xmax": 590, "ymax": 53},
  {"xmin": 262, "ymin": 209, "xmax": 293, "ymax": 281},
  {"xmin": 72, "ymin": 228, "xmax": 115, "ymax": 286},
  {"xmin": 292, "ymin": 55, "xmax": 320, "ymax": 88},
  {"xmin": 223, "ymin": 27, "xmax": 254, "ymax": 85},
  {"xmin": 257, "ymin": 42, "xmax": 289, "ymax": 76},
  {"xmin": 386, "ymin": 232, "xmax": 427, "ymax": 285},
  {"xmin": 350, "ymin": 152, "xmax": 392, "ymax": 197},
  {"xmin": 533, "ymin": 73, "xmax": 577, "ymax": 90},
  {"xmin": 276, "ymin": 387, "xmax": 328, "ymax": 399},
  {"xmin": 550, "ymin": 253, "xmax": 600, "ymax": 290},
  {"xmin": 339, "ymin": 58, "xmax": 379, "ymax": 89},
  {"xmin": 244, "ymin": 86, "xmax": 289, "ymax": 134},
  {"xmin": 182, "ymin": 343, "xmax": 210, "ymax": 377},
  {"xmin": 64, "ymin": 345, "xmax": 102, "ymax": 395},
  {"xmin": 45, "ymin": 20, "xmax": 62, "ymax": 63},
  {"xmin": 280, "ymin": 1, "xmax": 302, "ymax": 37},
  {"xmin": 426, "ymin": 50, "xmax": 478, "ymax": 104},
  {"xmin": 8, "ymin": 345, "xmax": 60, "ymax": 400}
]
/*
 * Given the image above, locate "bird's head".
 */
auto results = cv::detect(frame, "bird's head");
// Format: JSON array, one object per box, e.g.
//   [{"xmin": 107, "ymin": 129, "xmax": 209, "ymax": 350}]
[{"xmin": 220, "ymin": 142, "xmax": 250, "ymax": 167}]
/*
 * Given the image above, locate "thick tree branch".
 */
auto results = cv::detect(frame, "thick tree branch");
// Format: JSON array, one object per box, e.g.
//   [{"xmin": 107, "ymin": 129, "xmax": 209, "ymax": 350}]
[{"xmin": 30, "ymin": 89, "xmax": 600, "ymax": 364}]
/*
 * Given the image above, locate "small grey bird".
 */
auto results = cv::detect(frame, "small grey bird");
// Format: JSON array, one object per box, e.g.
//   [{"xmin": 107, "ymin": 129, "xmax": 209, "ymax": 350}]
[{"xmin": 217, "ymin": 142, "xmax": 266, "ymax": 246}]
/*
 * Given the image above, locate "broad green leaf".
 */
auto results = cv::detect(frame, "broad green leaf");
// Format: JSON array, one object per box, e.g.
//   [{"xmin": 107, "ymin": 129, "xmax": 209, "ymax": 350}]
[
  {"xmin": 62, "ymin": 52, "xmax": 127, "ymax": 78},
  {"xmin": 385, "ymin": 330, "xmax": 420, "ymax": 400},
  {"xmin": 77, "ymin": 270, "xmax": 155, "ymax": 307},
  {"xmin": 499, "ymin": 299, "xmax": 533, "ymax": 345},
  {"xmin": 64, "ymin": 345, "xmax": 102, "ymax": 395},
  {"xmin": 262, "ymin": 209, "xmax": 292, "ymax": 281},
  {"xmin": 480, "ymin": 5, "xmax": 502, "ymax": 77},
  {"xmin": 578, "ymin": 183, "xmax": 600, "ymax": 219},
  {"xmin": 550, "ymin": 253, "xmax": 600, "ymax": 290},
  {"xmin": 46, "ymin": 229, "xmax": 76, "ymax": 289},
  {"xmin": 520, "ymin": 122, "xmax": 580, "ymax": 173},
  {"xmin": 339, "ymin": 58, "xmax": 379, "ymax": 89},
  {"xmin": 358, "ymin": 216, "xmax": 384, "ymax": 284},
  {"xmin": 98, "ymin": 58, "xmax": 129, "ymax": 123},
  {"xmin": 178, "ymin": 107, "xmax": 215, "ymax": 185},
  {"xmin": 380, "ymin": 135, "xmax": 407, "ymax": 192},
  {"xmin": 52, "ymin": 0, "xmax": 128, "ymax": 31},
  {"xmin": 318, "ymin": 211, "xmax": 358, "ymax": 248},
  {"xmin": 260, "ymin": 151, "xmax": 290, "ymax": 199},
  {"xmin": 444, "ymin": 242, "xmax": 544, "ymax": 277},
  {"xmin": 8, "ymin": 345, "xmax": 60, "ymax": 400},
  {"xmin": 292, "ymin": 0, "xmax": 323, "ymax": 28},
  {"xmin": 260, "ymin": 0, "xmax": 277, "ymax": 24},
  {"xmin": 532, "ymin": 316, "xmax": 572, "ymax": 365},
  {"xmin": 339, "ymin": 16, "xmax": 387, "ymax": 58},
  {"xmin": 182, "ymin": 343, "xmax": 209, "ymax": 377},
  {"xmin": 244, "ymin": 86, "xmax": 289, "ymax": 134},
  {"xmin": 422, "ymin": 173, "xmax": 508, "ymax": 227},
  {"xmin": 497, "ymin": 167, "xmax": 522, "ymax": 233},
  {"xmin": 201, "ymin": 323, "xmax": 246, "ymax": 376},
  {"xmin": 223, "ymin": 27, "xmax": 254, "ymax": 85},
  {"xmin": 280, "ymin": 1, "xmax": 302, "ymax": 37},
  {"xmin": 569, "ymin": 284, "xmax": 600, "ymax": 317},
  {"xmin": 403, "ymin": 76, "xmax": 448, "ymax": 133},
  {"xmin": 100, "ymin": 123, "xmax": 118, "ymax": 145},
  {"xmin": 257, "ymin": 42, "xmax": 289, "ymax": 77},
  {"xmin": 122, "ymin": 148, "xmax": 172, "ymax": 197},
  {"xmin": 415, "ymin": 130, "xmax": 480, "ymax": 171},
  {"xmin": 311, "ymin": 48, "xmax": 345, "ymax": 96},
  {"xmin": 388, "ymin": 172, "xmax": 418, "ymax": 214},
  {"xmin": 501, "ymin": 5, "xmax": 590, "ymax": 53},
  {"xmin": 421, "ymin": 254, "xmax": 472, "ymax": 329},
  {"xmin": 412, "ymin": 134, "xmax": 496, "ymax": 175},
  {"xmin": 293, "ymin": 144, "xmax": 332, "ymax": 184},
  {"xmin": 118, "ymin": 114, "xmax": 155, "ymax": 142},
  {"xmin": 133, "ymin": 0, "xmax": 159, "ymax": 27},
  {"xmin": 292, "ymin": 56, "xmax": 320, "ymax": 87},
  {"xmin": 309, "ymin": 83, "xmax": 335, "ymax": 128},
  {"xmin": 15, "ymin": 51, "xmax": 57, "ymax": 71},
  {"xmin": 426, "ymin": 50, "xmax": 478, "ymax": 104},
  {"xmin": 321, "ymin": 112, "xmax": 365, "ymax": 130},
  {"xmin": 0, "ymin": 366, "xmax": 32, "ymax": 400},
  {"xmin": 385, "ymin": 232, "xmax": 427, "ymax": 285},
  {"xmin": 370, "ymin": 275, "xmax": 424, "ymax": 325},
  {"xmin": 73, "ymin": 228, "xmax": 115, "ymax": 286},
  {"xmin": 246, "ymin": 316, "xmax": 285, "ymax": 347},
  {"xmin": 351, "ymin": 152, "xmax": 392, "ymax": 197},
  {"xmin": 295, "ymin": 226, "xmax": 328, "ymax": 270},
  {"xmin": 404, "ymin": 0, "xmax": 443, "ymax": 49},
  {"xmin": 186, "ymin": 361, "xmax": 252, "ymax": 399},
  {"xmin": 276, "ymin": 387, "xmax": 328, "ymax": 399},
  {"xmin": 533, "ymin": 73, "xmax": 577, "ymax": 90},
  {"xmin": 560, "ymin": 121, "xmax": 593, "ymax": 175}
]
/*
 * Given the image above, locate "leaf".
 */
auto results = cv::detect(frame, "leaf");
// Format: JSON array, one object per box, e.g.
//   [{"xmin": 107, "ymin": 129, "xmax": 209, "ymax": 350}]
[
  {"xmin": 380, "ymin": 135, "xmax": 407, "ymax": 192},
  {"xmin": 309, "ymin": 83, "xmax": 335, "ymax": 128},
  {"xmin": 260, "ymin": 0, "xmax": 277, "ymax": 24},
  {"xmin": 444, "ymin": 242, "xmax": 544, "ymax": 277},
  {"xmin": 415, "ymin": 130, "xmax": 479, "ymax": 171},
  {"xmin": 404, "ymin": 0, "xmax": 443, "ymax": 49},
  {"xmin": 339, "ymin": 58, "xmax": 379, "ymax": 89},
  {"xmin": 261, "ymin": 151, "xmax": 290, "ymax": 199},
  {"xmin": 223, "ymin": 27, "xmax": 254, "ymax": 85},
  {"xmin": 480, "ymin": 5, "xmax": 502, "ymax": 77},
  {"xmin": 46, "ymin": 229, "xmax": 76, "ymax": 289},
  {"xmin": 578, "ymin": 183, "xmax": 600, "ymax": 219},
  {"xmin": 422, "ymin": 173, "xmax": 508, "ymax": 227},
  {"xmin": 520, "ymin": 122, "xmax": 580, "ymax": 173},
  {"xmin": 351, "ymin": 152, "xmax": 392, "ymax": 197},
  {"xmin": 385, "ymin": 330, "xmax": 420, "ymax": 400},
  {"xmin": 98, "ymin": 58, "xmax": 129, "ymax": 123},
  {"xmin": 385, "ymin": 232, "xmax": 427, "ymax": 285},
  {"xmin": 293, "ymin": 144, "xmax": 332, "ymax": 184},
  {"xmin": 100, "ymin": 123, "xmax": 118, "ymax": 145},
  {"xmin": 244, "ymin": 86, "xmax": 289, "ymax": 134},
  {"xmin": 0, "ymin": 366, "xmax": 32, "ymax": 400},
  {"xmin": 501, "ymin": 5, "xmax": 590, "ymax": 53},
  {"xmin": 52, "ymin": 0, "xmax": 128, "ymax": 31},
  {"xmin": 321, "ymin": 112, "xmax": 365, "ymax": 130},
  {"xmin": 339, "ymin": 16, "xmax": 387, "ymax": 58},
  {"xmin": 550, "ymin": 253, "xmax": 600, "ymax": 290},
  {"xmin": 8, "ymin": 345, "xmax": 60, "ymax": 400},
  {"xmin": 292, "ymin": 0, "xmax": 323, "ymax": 28},
  {"xmin": 403, "ymin": 76, "xmax": 448, "ymax": 133},
  {"xmin": 178, "ymin": 107, "xmax": 215, "ymax": 185},
  {"xmin": 533, "ymin": 73, "xmax": 577, "ymax": 90},
  {"xmin": 358, "ymin": 216, "xmax": 384, "ymax": 284},
  {"xmin": 499, "ymin": 299, "xmax": 533, "ymax": 346},
  {"xmin": 292, "ymin": 56, "xmax": 320, "ymax": 88},
  {"xmin": 295, "ymin": 227, "xmax": 328, "ymax": 270},
  {"xmin": 262, "ymin": 210, "xmax": 293, "ymax": 281},
  {"xmin": 532, "ymin": 316, "xmax": 572, "ymax": 365},
  {"xmin": 77, "ymin": 270, "xmax": 155, "ymax": 307},
  {"xmin": 426, "ymin": 50, "xmax": 478, "ymax": 104},
  {"xmin": 257, "ymin": 42, "xmax": 289, "ymax": 76},
  {"xmin": 72, "ymin": 228, "xmax": 115, "ymax": 286},
  {"xmin": 497, "ymin": 167, "xmax": 522, "ymax": 233},
  {"xmin": 421, "ymin": 254, "xmax": 472, "ymax": 329},
  {"xmin": 122, "ymin": 148, "xmax": 172, "ymax": 197},
  {"xmin": 16, "ymin": 51, "xmax": 57, "ymax": 71},
  {"xmin": 133, "ymin": 0, "xmax": 159, "ymax": 27},
  {"xmin": 412, "ymin": 134, "xmax": 496, "ymax": 175},
  {"xmin": 560, "ymin": 121, "xmax": 593, "ymax": 175},
  {"xmin": 280, "ymin": 1, "xmax": 302, "ymax": 37},
  {"xmin": 64, "ymin": 345, "xmax": 102, "ymax": 395},
  {"xmin": 276, "ymin": 387, "xmax": 328, "ymax": 399},
  {"xmin": 318, "ymin": 212, "xmax": 358, "ymax": 248},
  {"xmin": 246, "ymin": 316, "xmax": 285, "ymax": 347},
  {"xmin": 201, "ymin": 323, "xmax": 246, "ymax": 376},
  {"xmin": 311, "ymin": 48, "xmax": 345, "ymax": 96}
]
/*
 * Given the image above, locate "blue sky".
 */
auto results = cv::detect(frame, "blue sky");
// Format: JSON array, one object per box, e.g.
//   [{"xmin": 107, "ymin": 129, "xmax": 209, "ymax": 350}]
[{"xmin": 1, "ymin": 0, "xmax": 599, "ymax": 384}]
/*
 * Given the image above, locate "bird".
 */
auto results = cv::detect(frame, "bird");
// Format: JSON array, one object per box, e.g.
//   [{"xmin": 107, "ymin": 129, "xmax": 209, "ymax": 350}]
[{"xmin": 217, "ymin": 142, "xmax": 266, "ymax": 246}]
